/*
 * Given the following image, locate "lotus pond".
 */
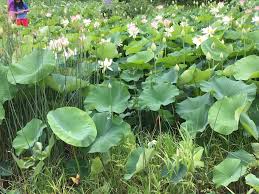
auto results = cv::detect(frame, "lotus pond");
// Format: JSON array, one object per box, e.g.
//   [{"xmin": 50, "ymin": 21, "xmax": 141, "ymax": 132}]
[{"xmin": 0, "ymin": 0, "xmax": 259, "ymax": 193}]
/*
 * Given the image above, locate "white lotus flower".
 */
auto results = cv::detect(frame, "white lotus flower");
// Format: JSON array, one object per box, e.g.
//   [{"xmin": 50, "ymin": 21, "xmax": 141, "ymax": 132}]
[
  {"xmin": 83, "ymin": 19, "xmax": 91, "ymax": 27},
  {"xmin": 202, "ymin": 26, "xmax": 216, "ymax": 37},
  {"xmin": 127, "ymin": 23, "xmax": 139, "ymax": 38},
  {"xmin": 100, "ymin": 38, "xmax": 111, "ymax": 44},
  {"xmin": 94, "ymin": 21, "xmax": 100, "ymax": 28},
  {"xmin": 222, "ymin": 16, "xmax": 233, "ymax": 25},
  {"xmin": 71, "ymin": 14, "xmax": 81, "ymax": 22},
  {"xmin": 151, "ymin": 20, "xmax": 159, "ymax": 29},
  {"xmin": 156, "ymin": 5, "xmax": 164, "ymax": 10},
  {"xmin": 164, "ymin": 27, "xmax": 174, "ymax": 37},
  {"xmin": 148, "ymin": 140, "xmax": 157, "ymax": 148},
  {"xmin": 163, "ymin": 19, "xmax": 171, "ymax": 27},
  {"xmin": 64, "ymin": 48, "xmax": 77, "ymax": 59},
  {"xmin": 155, "ymin": 15, "xmax": 163, "ymax": 22},
  {"xmin": 98, "ymin": 58, "xmax": 113, "ymax": 73},
  {"xmin": 46, "ymin": 13, "xmax": 52, "ymax": 18},
  {"xmin": 61, "ymin": 18, "xmax": 69, "ymax": 27},
  {"xmin": 180, "ymin": 21, "xmax": 189, "ymax": 27},
  {"xmin": 252, "ymin": 16, "xmax": 259, "ymax": 25},
  {"xmin": 192, "ymin": 35, "xmax": 208, "ymax": 48},
  {"xmin": 210, "ymin": 7, "xmax": 219, "ymax": 15},
  {"xmin": 217, "ymin": 2, "xmax": 224, "ymax": 9}
]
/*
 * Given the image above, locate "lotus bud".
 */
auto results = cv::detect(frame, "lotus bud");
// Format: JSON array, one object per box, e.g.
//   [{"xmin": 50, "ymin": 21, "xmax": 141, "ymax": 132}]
[
  {"xmin": 162, "ymin": 37, "xmax": 166, "ymax": 43},
  {"xmin": 34, "ymin": 142, "xmax": 43, "ymax": 151},
  {"xmin": 206, "ymin": 52, "xmax": 212, "ymax": 60},
  {"xmin": 175, "ymin": 64, "xmax": 180, "ymax": 71},
  {"xmin": 151, "ymin": 43, "xmax": 157, "ymax": 51},
  {"xmin": 220, "ymin": 52, "xmax": 224, "ymax": 59},
  {"xmin": 211, "ymin": 42, "xmax": 215, "ymax": 49},
  {"xmin": 108, "ymin": 83, "xmax": 112, "ymax": 88}
]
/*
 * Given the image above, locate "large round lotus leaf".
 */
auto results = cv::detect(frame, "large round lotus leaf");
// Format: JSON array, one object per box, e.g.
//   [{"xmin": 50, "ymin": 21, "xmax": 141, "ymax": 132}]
[
  {"xmin": 12, "ymin": 119, "xmax": 46, "ymax": 156},
  {"xmin": 213, "ymin": 158, "xmax": 246, "ymax": 187},
  {"xmin": 96, "ymin": 42, "xmax": 118, "ymax": 59},
  {"xmin": 0, "ymin": 65, "xmax": 16, "ymax": 103},
  {"xmin": 208, "ymin": 94, "xmax": 248, "ymax": 135},
  {"xmin": 84, "ymin": 80, "xmax": 130, "ymax": 114},
  {"xmin": 0, "ymin": 104, "xmax": 5, "ymax": 125},
  {"xmin": 176, "ymin": 94, "xmax": 212, "ymax": 136},
  {"xmin": 157, "ymin": 48, "xmax": 198, "ymax": 66},
  {"xmin": 120, "ymin": 70, "xmax": 143, "ymax": 82},
  {"xmin": 138, "ymin": 83, "xmax": 179, "ymax": 111},
  {"xmin": 230, "ymin": 55, "xmax": 259, "ymax": 80},
  {"xmin": 44, "ymin": 74, "xmax": 88, "ymax": 93},
  {"xmin": 88, "ymin": 112, "xmax": 131, "ymax": 153},
  {"xmin": 47, "ymin": 107, "xmax": 97, "ymax": 147},
  {"xmin": 127, "ymin": 51, "xmax": 154, "ymax": 64},
  {"xmin": 144, "ymin": 68, "xmax": 178, "ymax": 85},
  {"xmin": 7, "ymin": 49, "xmax": 56, "ymax": 84},
  {"xmin": 201, "ymin": 37, "xmax": 233, "ymax": 61},
  {"xmin": 124, "ymin": 38, "xmax": 149, "ymax": 55},
  {"xmin": 178, "ymin": 65, "xmax": 213, "ymax": 86},
  {"xmin": 200, "ymin": 76, "xmax": 256, "ymax": 102},
  {"xmin": 246, "ymin": 174, "xmax": 259, "ymax": 192},
  {"xmin": 240, "ymin": 112, "xmax": 258, "ymax": 140}
]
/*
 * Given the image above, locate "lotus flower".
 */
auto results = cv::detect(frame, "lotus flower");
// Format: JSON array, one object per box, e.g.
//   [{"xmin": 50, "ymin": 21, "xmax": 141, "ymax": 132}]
[
  {"xmin": 127, "ymin": 23, "xmax": 139, "ymax": 38},
  {"xmin": 98, "ymin": 58, "xmax": 113, "ymax": 73}
]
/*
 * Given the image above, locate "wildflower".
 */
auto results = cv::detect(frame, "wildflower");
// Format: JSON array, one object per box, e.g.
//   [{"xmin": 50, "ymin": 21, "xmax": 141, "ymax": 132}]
[
  {"xmin": 210, "ymin": 7, "xmax": 219, "ymax": 15},
  {"xmin": 156, "ymin": 5, "xmax": 164, "ymax": 10},
  {"xmin": 217, "ymin": 2, "xmax": 224, "ymax": 9},
  {"xmin": 240, "ymin": 0, "xmax": 245, "ymax": 5},
  {"xmin": 148, "ymin": 140, "xmax": 157, "ymax": 148},
  {"xmin": 100, "ymin": 38, "xmax": 111, "ymax": 44},
  {"xmin": 61, "ymin": 18, "xmax": 69, "ymax": 27},
  {"xmin": 252, "ymin": 16, "xmax": 259, "ymax": 25},
  {"xmin": 192, "ymin": 35, "xmax": 208, "ymax": 48},
  {"xmin": 94, "ymin": 21, "xmax": 100, "ymax": 28},
  {"xmin": 71, "ymin": 14, "xmax": 81, "ymax": 22},
  {"xmin": 98, "ymin": 58, "xmax": 113, "ymax": 73},
  {"xmin": 155, "ymin": 15, "xmax": 163, "ymax": 23},
  {"xmin": 164, "ymin": 27, "xmax": 174, "ymax": 37},
  {"xmin": 127, "ymin": 23, "xmax": 139, "ymax": 38},
  {"xmin": 202, "ymin": 26, "xmax": 216, "ymax": 37},
  {"xmin": 64, "ymin": 48, "xmax": 77, "ymax": 59},
  {"xmin": 222, "ymin": 16, "xmax": 233, "ymax": 25},
  {"xmin": 46, "ymin": 13, "xmax": 52, "ymax": 18},
  {"xmin": 151, "ymin": 20, "xmax": 159, "ymax": 29},
  {"xmin": 163, "ymin": 19, "xmax": 171, "ymax": 27},
  {"xmin": 83, "ymin": 19, "xmax": 91, "ymax": 27},
  {"xmin": 141, "ymin": 15, "xmax": 148, "ymax": 24}
]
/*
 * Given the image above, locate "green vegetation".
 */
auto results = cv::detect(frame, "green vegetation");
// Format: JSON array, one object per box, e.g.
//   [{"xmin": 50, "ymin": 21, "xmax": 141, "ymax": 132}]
[{"xmin": 0, "ymin": 0, "xmax": 259, "ymax": 193}]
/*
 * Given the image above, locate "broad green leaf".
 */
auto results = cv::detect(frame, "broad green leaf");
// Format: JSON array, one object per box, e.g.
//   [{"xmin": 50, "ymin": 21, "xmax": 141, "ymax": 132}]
[
  {"xmin": 12, "ymin": 119, "xmax": 46, "ymax": 156},
  {"xmin": 96, "ymin": 42, "xmax": 118, "ymax": 59},
  {"xmin": 178, "ymin": 65, "xmax": 213, "ymax": 86},
  {"xmin": 208, "ymin": 94, "xmax": 248, "ymax": 135},
  {"xmin": 138, "ymin": 83, "xmax": 179, "ymax": 111},
  {"xmin": 246, "ymin": 174, "xmax": 259, "ymax": 192},
  {"xmin": 227, "ymin": 150, "xmax": 256, "ymax": 166},
  {"xmin": 88, "ymin": 112, "xmax": 131, "ymax": 153},
  {"xmin": 240, "ymin": 113, "xmax": 258, "ymax": 140},
  {"xmin": 230, "ymin": 55, "xmax": 259, "ymax": 80},
  {"xmin": 0, "ymin": 104, "xmax": 5, "ymax": 125},
  {"xmin": 200, "ymin": 76, "xmax": 256, "ymax": 102},
  {"xmin": 7, "ymin": 49, "xmax": 56, "ymax": 84},
  {"xmin": 144, "ymin": 68, "xmax": 178, "ymax": 85},
  {"xmin": 47, "ymin": 107, "xmax": 97, "ymax": 147},
  {"xmin": 90, "ymin": 157, "xmax": 104, "ymax": 176},
  {"xmin": 176, "ymin": 94, "xmax": 212, "ymax": 136},
  {"xmin": 161, "ymin": 161, "xmax": 187, "ymax": 183},
  {"xmin": 44, "ymin": 74, "xmax": 88, "ymax": 93},
  {"xmin": 0, "ymin": 65, "xmax": 16, "ymax": 103},
  {"xmin": 124, "ymin": 38, "xmax": 149, "ymax": 55},
  {"xmin": 251, "ymin": 143, "xmax": 259, "ymax": 159},
  {"xmin": 213, "ymin": 158, "xmax": 247, "ymax": 187},
  {"xmin": 157, "ymin": 47, "xmax": 198, "ymax": 66},
  {"xmin": 120, "ymin": 70, "xmax": 143, "ymax": 82},
  {"xmin": 84, "ymin": 80, "xmax": 130, "ymax": 114},
  {"xmin": 124, "ymin": 147, "xmax": 155, "ymax": 180},
  {"xmin": 247, "ymin": 30, "xmax": 259, "ymax": 50},
  {"xmin": 127, "ymin": 51, "xmax": 154, "ymax": 64},
  {"xmin": 12, "ymin": 153, "xmax": 35, "ymax": 169},
  {"xmin": 201, "ymin": 37, "xmax": 233, "ymax": 61}
]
